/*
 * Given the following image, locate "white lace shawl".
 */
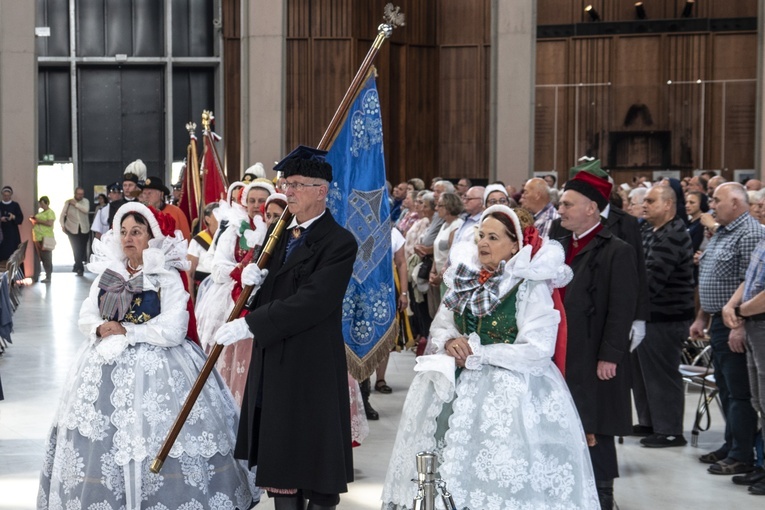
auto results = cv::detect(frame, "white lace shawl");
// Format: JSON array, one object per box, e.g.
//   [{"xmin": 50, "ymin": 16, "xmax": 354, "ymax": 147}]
[{"xmin": 420, "ymin": 239, "xmax": 573, "ymax": 388}]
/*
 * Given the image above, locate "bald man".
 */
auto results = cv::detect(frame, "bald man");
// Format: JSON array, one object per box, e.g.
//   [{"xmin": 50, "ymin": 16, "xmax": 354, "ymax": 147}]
[
  {"xmin": 520, "ymin": 178, "xmax": 559, "ymax": 238},
  {"xmin": 690, "ymin": 182, "xmax": 764, "ymax": 474},
  {"xmin": 745, "ymin": 179, "xmax": 762, "ymax": 191},
  {"xmin": 633, "ymin": 185, "xmax": 695, "ymax": 448},
  {"xmin": 452, "ymin": 186, "xmax": 486, "ymax": 245}
]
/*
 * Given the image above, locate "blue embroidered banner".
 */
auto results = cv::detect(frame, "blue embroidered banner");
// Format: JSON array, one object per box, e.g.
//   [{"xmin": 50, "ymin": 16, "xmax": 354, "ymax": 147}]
[{"xmin": 326, "ymin": 71, "xmax": 396, "ymax": 380}]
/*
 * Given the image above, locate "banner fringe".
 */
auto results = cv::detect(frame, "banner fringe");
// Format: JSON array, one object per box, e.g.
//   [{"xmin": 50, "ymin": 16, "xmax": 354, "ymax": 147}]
[{"xmin": 346, "ymin": 320, "xmax": 399, "ymax": 382}]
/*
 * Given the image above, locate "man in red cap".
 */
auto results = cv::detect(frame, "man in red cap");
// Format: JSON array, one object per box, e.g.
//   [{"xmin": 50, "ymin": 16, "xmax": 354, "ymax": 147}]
[{"xmin": 556, "ymin": 170, "xmax": 639, "ymax": 510}]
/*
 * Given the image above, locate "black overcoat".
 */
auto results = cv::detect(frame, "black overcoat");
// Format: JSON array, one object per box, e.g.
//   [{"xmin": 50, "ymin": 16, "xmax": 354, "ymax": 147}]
[
  {"xmin": 556, "ymin": 227, "xmax": 639, "ymax": 436},
  {"xmin": 236, "ymin": 210, "xmax": 357, "ymax": 494}
]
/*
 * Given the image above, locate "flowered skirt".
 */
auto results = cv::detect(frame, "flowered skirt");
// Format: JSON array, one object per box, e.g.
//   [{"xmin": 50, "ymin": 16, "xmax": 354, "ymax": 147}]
[
  {"xmin": 381, "ymin": 364, "xmax": 599, "ymax": 510},
  {"xmin": 37, "ymin": 340, "xmax": 259, "ymax": 510}
]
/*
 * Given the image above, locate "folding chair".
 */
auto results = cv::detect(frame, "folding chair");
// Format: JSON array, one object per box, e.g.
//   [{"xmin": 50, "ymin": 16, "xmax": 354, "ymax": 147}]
[{"xmin": 679, "ymin": 338, "xmax": 723, "ymax": 446}]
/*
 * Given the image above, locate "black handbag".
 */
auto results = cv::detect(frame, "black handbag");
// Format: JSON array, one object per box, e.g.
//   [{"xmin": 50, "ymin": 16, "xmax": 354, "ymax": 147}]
[{"xmin": 417, "ymin": 255, "xmax": 433, "ymax": 280}]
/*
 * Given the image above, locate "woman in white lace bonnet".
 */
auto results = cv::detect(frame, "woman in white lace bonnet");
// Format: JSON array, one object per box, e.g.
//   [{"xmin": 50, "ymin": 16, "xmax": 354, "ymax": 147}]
[
  {"xmin": 38, "ymin": 202, "xmax": 258, "ymax": 510},
  {"xmin": 381, "ymin": 205, "xmax": 599, "ymax": 510}
]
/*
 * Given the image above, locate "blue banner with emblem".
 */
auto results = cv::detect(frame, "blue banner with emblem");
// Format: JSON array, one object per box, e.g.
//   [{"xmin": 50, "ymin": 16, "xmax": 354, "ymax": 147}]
[{"xmin": 325, "ymin": 70, "xmax": 397, "ymax": 381}]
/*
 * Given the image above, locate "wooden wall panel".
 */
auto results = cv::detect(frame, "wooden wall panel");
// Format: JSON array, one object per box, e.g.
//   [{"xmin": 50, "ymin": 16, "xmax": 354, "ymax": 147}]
[
  {"xmin": 566, "ymin": 38, "xmax": 611, "ymax": 166},
  {"xmin": 710, "ymin": 1, "xmax": 757, "ymax": 19},
  {"xmin": 285, "ymin": 39, "xmax": 312, "ymax": 148},
  {"xmin": 439, "ymin": 46, "xmax": 484, "ymax": 179},
  {"xmin": 287, "ymin": 0, "xmax": 309, "ymax": 38},
  {"xmin": 404, "ymin": 45, "xmax": 439, "ymax": 182},
  {"xmin": 612, "ymin": 36, "xmax": 662, "ymax": 129},
  {"xmin": 708, "ymin": 33, "xmax": 757, "ymax": 173},
  {"xmin": 666, "ymin": 34, "xmax": 707, "ymax": 171},
  {"xmin": 536, "ymin": 40, "xmax": 567, "ymax": 174},
  {"xmin": 537, "ymin": 39, "xmax": 567, "ymax": 85},
  {"xmin": 311, "ymin": 0, "xmax": 350, "ymax": 37},
  {"xmin": 538, "ymin": 0, "xmax": 756, "ymax": 25},
  {"xmin": 713, "ymin": 33, "xmax": 757, "ymax": 80},
  {"xmin": 385, "ymin": 43, "xmax": 406, "ymax": 183},
  {"xmin": 311, "ymin": 39, "xmax": 353, "ymax": 143},
  {"xmin": 721, "ymin": 81, "xmax": 756, "ymax": 172},
  {"xmin": 537, "ymin": 0, "xmax": 576, "ymax": 25},
  {"xmin": 438, "ymin": 0, "xmax": 486, "ymax": 46}
]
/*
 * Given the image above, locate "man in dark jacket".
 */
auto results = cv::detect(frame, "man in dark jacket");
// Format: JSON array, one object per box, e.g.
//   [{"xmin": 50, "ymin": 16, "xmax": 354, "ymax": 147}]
[
  {"xmin": 633, "ymin": 185, "xmax": 695, "ymax": 448},
  {"xmin": 553, "ymin": 170, "xmax": 639, "ymax": 510},
  {"xmin": 215, "ymin": 146, "xmax": 357, "ymax": 510}
]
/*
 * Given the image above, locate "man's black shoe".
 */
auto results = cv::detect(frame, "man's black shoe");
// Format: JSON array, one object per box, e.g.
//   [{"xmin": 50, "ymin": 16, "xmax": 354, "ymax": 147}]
[
  {"xmin": 749, "ymin": 480, "xmax": 765, "ymax": 495},
  {"xmin": 640, "ymin": 433, "xmax": 687, "ymax": 448},
  {"xmin": 733, "ymin": 467, "xmax": 765, "ymax": 486}
]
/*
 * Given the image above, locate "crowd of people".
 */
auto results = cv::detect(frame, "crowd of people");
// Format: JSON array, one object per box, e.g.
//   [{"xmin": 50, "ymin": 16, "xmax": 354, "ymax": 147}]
[
  {"xmin": 381, "ymin": 166, "xmax": 765, "ymax": 507},
  {"xmin": 5, "ymin": 154, "xmax": 764, "ymax": 509}
]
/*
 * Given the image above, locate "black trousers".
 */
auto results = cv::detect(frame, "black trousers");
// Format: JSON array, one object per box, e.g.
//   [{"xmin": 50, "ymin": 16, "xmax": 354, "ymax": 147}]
[
  {"xmin": 589, "ymin": 434, "xmax": 619, "ymax": 481},
  {"xmin": 67, "ymin": 230, "xmax": 89, "ymax": 271}
]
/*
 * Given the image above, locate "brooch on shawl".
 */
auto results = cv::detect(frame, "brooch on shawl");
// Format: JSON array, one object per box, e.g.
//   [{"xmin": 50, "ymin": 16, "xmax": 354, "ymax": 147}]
[
  {"xmin": 98, "ymin": 268, "xmax": 143, "ymax": 320},
  {"xmin": 442, "ymin": 260, "xmax": 506, "ymax": 317}
]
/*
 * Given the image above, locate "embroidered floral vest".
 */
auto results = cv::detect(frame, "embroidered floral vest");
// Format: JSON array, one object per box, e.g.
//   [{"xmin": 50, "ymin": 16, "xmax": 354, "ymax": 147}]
[
  {"xmin": 454, "ymin": 284, "xmax": 520, "ymax": 345},
  {"xmin": 99, "ymin": 289, "xmax": 161, "ymax": 324}
]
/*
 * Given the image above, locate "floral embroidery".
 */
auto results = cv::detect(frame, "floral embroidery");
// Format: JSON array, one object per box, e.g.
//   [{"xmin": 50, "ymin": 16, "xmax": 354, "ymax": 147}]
[{"xmin": 54, "ymin": 439, "xmax": 85, "ymax": 494}]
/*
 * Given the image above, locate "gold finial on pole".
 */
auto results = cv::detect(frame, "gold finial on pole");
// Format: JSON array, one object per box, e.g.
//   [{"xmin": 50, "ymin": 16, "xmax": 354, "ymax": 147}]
[{"xmin": 201, "ymin": 110, "xmax": 213, "ymax": 133}]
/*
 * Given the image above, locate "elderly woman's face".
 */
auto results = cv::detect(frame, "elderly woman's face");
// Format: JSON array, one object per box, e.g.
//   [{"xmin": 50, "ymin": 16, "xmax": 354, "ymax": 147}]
[
  {"xmin": 120, "ymin": 215, "xmax": 151, "ymax": 258},
  {"xmin": 477, "ymin": 217, "xmax": 518, "ymax": 271}
]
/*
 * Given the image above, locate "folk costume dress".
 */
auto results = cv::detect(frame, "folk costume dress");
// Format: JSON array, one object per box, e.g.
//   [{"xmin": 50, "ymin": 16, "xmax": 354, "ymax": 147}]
[
  {"xmin": 381, "ymin": 238, "xmax": 599, "ymax": 510},
  {"xmin": 196, "ymin": 203, "xmax": 266, "ymax": 406},
  {"xmin": 37, "ymin": 203, "xmax": 258, "ymax": 510}
]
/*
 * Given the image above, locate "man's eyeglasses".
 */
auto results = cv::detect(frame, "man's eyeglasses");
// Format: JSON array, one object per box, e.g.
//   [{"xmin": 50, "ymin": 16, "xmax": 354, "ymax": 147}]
[
  {"xmin": 281, "ymin": 181, "xmax": 324, "ymax": 192},
  {"xmin": 486, "ymin": 198, "xmax": 509, "ymax": 206}
]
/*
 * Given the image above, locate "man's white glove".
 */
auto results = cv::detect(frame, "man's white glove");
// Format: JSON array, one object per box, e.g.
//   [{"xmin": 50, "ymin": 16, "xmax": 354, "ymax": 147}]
[
  {"xmin": 242, "ymin": 264, "xmax": 269, "ymax": 288},
  {"xmin": 214, "ymin": 317, "xmax": 252, "ymax": 346},
  {"xmin": 629, "ymin": 320, "xmax": 646, "ymax": 352}
]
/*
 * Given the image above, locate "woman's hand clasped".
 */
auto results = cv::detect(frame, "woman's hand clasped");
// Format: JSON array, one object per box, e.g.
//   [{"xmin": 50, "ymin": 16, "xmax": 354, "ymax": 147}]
[
  {"xmin": 445, "ymin": 337, "xmax": 473, "ymax": 368},
  {"xmin": 98, "ymin": 321, "xmax": 127, "ymax": 338}
]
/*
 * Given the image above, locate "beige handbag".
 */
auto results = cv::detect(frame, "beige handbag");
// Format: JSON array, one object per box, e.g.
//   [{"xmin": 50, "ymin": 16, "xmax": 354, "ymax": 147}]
[{"xmin": 42, "ymin": 236, "xmax": 56, "ymax": 251}]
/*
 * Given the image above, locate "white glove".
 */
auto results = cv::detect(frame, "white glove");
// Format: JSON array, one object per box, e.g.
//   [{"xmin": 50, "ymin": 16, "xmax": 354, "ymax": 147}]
[
  {"xmin": 629, "ymin": 320, "xmax": 646, "ymax": 352},
  {"xmin": 214, "ymin": 317, "xmax": 252, "ymax": 346},
  {"xmin": 242, "ymin": 264, "xmax": 269, "ymax": 288}
]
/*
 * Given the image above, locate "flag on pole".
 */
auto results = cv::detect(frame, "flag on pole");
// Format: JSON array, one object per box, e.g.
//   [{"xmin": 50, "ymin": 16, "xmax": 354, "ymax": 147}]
[
  {"xmin": 200, "ymin": 122, "xmax": 228, "ymax": 206},
  {"xmin": 177, "ymin": 133, "xmax": 200, "ymax": 229},
  {"xmin": 325, "ymin": 69, "xmax": 397, "ymax": 381}
]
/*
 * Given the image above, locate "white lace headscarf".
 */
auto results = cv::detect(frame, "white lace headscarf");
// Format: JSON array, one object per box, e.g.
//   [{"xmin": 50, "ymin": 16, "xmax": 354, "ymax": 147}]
[
  {"xmin": 240, "ymin": 179, "xmax": 275, "ymax": 207},
  {"xmin": 89, "ymin": 202, "xmax": 190, "ymax": 274}
]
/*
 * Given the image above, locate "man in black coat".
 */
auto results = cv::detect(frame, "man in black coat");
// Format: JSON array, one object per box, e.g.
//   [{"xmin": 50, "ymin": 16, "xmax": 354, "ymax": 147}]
[
  {"xmin": 553, "ymin": 171, "xmax": 639, "ymax": 510},
  {"xmin": 215, "ymin": 146, "xmax": 357, "ymax": 510}
]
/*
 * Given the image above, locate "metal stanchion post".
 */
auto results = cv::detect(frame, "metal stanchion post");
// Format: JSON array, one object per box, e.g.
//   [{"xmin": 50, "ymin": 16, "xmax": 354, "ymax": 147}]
[{"xmin": 411, "ymin": 451, "xmax": 458, "ymax": 510}]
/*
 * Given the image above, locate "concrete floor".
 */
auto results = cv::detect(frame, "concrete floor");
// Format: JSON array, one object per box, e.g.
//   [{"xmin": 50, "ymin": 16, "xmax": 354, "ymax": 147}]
[{"xmin": 0, "ymin": 272, "xmax": 761, "ymax": 509}]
